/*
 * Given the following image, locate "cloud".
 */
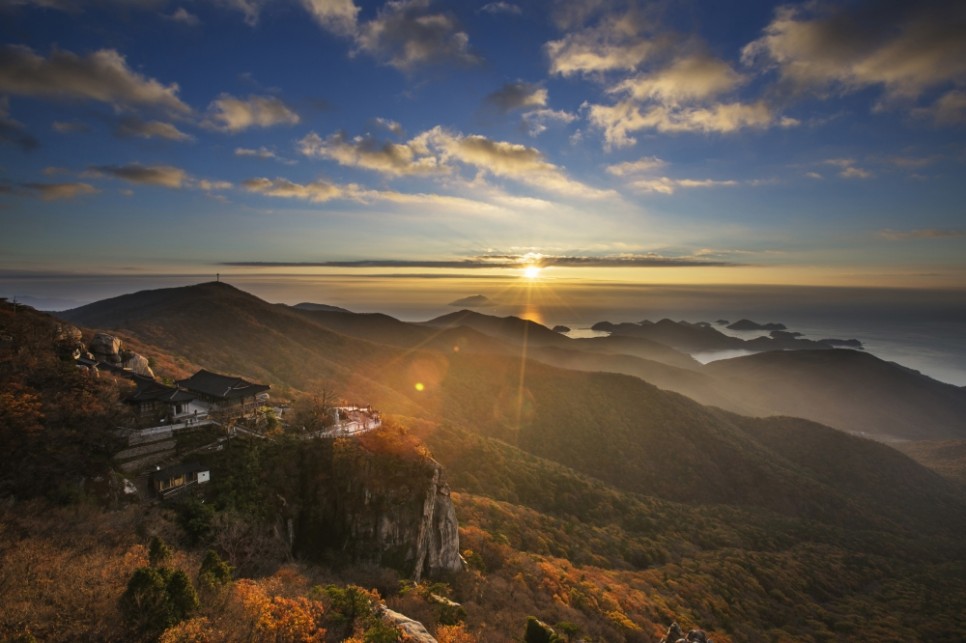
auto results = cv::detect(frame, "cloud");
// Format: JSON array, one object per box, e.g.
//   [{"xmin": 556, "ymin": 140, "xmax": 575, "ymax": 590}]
[
  {"xmin": 878, "ymin": 228, "xmax": 966, "ymax": 240},
  {"xmin": 521, "ymin": 108, "xmax": 577, "ymax": 137},
  {"xmin": 300, "ymin": 0, "xmax": 359, "ymax": 36},
  {"xmin": 545, "ymin": 10, "xmax": 663, "ymax": 76},
  {"xmin": 433, "ymin": 128, "xmax": 613, "ymax": 198},
  {"xmin": 211, "ymin": 0, "xmax": 266, "ymax": 25},
  {"xmin": 742, "ymin": 1, "xmax": 966, "ymax": 104},
  {"xmin": 605, "ymin": 155, "xmax": 742, "ymax": 194},
  {"xmin": 195, "ymin": 179, "xmax": 233, "ymax": 191},
  {"xmin": 449, "ymin": 294, "xmax": 497, "ymax": 307},
  {"xmin": 51, "ymin": 120, "xmax": 89, "ymax": 134},
  {"xmin": 480, "ymin": 2, "xmax": 520, "ymax": 15},
  {"xmin": 823, "ymin": 158, "xmax": 874, "ymax": 179},
  {"xmin": 354, "ymin": 0, "xmax": 480, "ymax": 71},
  {"xmin": 610, "ymin": 54, "xmax": 743, "ymax": 104},
  {"xmin": 587, "ymin": 99, "xmax": 783, "ymax": 147},
  {"xmin": 165, "ymin": 7, "xmax": 200, "ymax": 26},
  {"xmin": 299, "ymin": 126, "xmax": 612, "ymax": 199},
  {"xmin": 205, "ymin": 94, "xmax": 300, "ymax": 132},
  {"xmin": 298, "ymin": 131, "xmax": 444, "ymax": 176},
  {"xmin": 242, "ymin": 176, "xmax": 350, "ymax": 202},
  {"xmin": 839, "ymin": 166, "xmax": 873, "ymax": 180},
  {"xmin": 627, "ymin": 176, "xmax": 739, "ymax": 195},
  {"xmin": 88, "ymin": 163, "xmax": 188, "ymax": 188},
  {"xmin": 373, "ymin": 117, "xmax": 404, "ymax": 135},
  {"xmin": 485, "ymin": 81, "xmax": 547, "ymax": 113},
  {"xmin": 235, "ymin": 146, "xmax": 294, "ymax": 164},
  {"xmin": 0, "ymin": 45, "xmax": 190, "ymax": 115},
  {"xmin": 0, "ymin": 97, "xmax": 39, "ymax": 151},
  {"xmin": 21, "ymin": 182, "xmax": 98, "ymax": 200},
  {"xmin": 222, "ymin": 252, "xmax": 737, "ymax": 269},
  {"xmin": 915, "ymin": 89, "xmax": 966, "ymax": 125},
  {"xmin": 606, "ymin": 156, "xmax": 666, "ymax": 176},
  {"xmin": 115, "ymin": 117, "xmax": 193, "ymax": 141}
]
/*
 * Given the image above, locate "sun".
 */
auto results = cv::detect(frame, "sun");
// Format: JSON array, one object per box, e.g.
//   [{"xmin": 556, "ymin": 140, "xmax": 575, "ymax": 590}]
[{"xmin": 523, "ymin": 264, "xmax": 542, "ymax": 280}]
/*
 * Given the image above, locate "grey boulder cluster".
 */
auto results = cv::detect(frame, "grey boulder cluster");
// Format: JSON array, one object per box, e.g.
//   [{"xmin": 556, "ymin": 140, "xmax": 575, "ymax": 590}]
[
  {"xmin": 661, "ymin": 621, "xmax": 712, "ymax": 643},
  {"xmin": 56, "ymin": 324, "xmax": 154, "ymax": 378}
]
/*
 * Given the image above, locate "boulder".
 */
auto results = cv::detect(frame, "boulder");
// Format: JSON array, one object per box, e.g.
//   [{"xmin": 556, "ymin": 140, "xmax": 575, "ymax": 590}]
[
  {"xmin": 121, "ymin": 352, "xmax": 155, "ymax": 378},
  {"xmin": 89, "ymin": 332, "xmax": 121, "ymax": 362},
  {"xmin": 55, "ymin": 323, "xmax": 83, "ymax": 343},
  {"xmin": 378, "ymin": 606, "xmax": 437, "ymax": 643}
]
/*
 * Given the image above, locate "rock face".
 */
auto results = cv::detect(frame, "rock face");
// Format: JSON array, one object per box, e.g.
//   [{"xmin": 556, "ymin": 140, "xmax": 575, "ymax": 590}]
[
  {"xmin": 120, "ymin": 352, "xmax": 154, "ymax": 377},
  {"xmin": 660, "ymin": 622, "xmax": 713, "ymax": 643},
  {"xmin": 378, "ymin": 606, "xmax": 438, "ymax": 643},
  {"xmin": 89, "ymin": 332, "xmax": 122, "ymax": 362},
  {"xmin": 86, "ymin": 332, "xmax": 155, "ymax": 377},
  {"xmin": 284, "ymin": 438, "xmax": 464, "ymax": 580}
]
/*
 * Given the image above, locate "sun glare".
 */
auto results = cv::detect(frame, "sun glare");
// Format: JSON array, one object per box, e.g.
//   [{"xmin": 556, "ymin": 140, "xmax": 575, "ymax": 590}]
[{"xmin": 523, "ymin": 265, "xmax": 542, "ymax": 280}]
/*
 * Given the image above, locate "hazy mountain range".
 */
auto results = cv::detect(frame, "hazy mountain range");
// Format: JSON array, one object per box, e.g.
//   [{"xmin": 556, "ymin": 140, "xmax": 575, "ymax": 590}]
[{"xmin": 50, "ymin": 280, "xmax": 966, "ymax": 639}]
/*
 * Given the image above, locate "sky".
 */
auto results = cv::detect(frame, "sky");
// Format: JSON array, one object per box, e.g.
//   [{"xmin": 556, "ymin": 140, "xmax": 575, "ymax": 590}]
[{"xmin": 0, "ymin": 0, "xmax": 964, "ymax": 310}]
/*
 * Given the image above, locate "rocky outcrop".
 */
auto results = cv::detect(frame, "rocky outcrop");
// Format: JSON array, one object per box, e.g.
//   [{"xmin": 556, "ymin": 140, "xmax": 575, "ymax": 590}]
[
  {"xmin": 120, "ymin": 351, "xmax": 154, "ymax": 377},
  {"xmin": 283, "ymin": 438, "xmax": 464, "ymax": 580},
  {"xmin": 413, "ymin": 466, "xmax": 462, "ymax": 581},
  {"xmin": 660, "ymin": 622, "xmax": 713, "ymax": 643},
  {"xmin": 378, "ymin": 606, "xmax": 438, "ymax": 643},
  {"xmin": 89, "ymin": 332, "xmax": 122, "ymax": 362},
  {"xmin": 86, "ymin": 332, "xmax": 155, "ymax": 378}
]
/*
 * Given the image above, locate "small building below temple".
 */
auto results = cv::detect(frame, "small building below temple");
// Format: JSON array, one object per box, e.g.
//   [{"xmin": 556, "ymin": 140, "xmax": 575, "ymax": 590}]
[{"xmin": 151, "ymin": 461, "xmax": 210, "ymax": 497}]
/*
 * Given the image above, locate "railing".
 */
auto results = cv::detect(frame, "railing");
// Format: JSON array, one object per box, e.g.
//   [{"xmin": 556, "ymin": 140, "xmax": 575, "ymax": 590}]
[{"xmin": 127, "ymin": 414, "xmax": 213, "ymax": 444}]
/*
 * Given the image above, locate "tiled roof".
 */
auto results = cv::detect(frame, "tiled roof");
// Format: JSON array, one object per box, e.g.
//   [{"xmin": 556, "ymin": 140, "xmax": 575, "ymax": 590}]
[
  {"xmin": 128, "ymin": 377, "xmax": 196, "ymax": 403},
  {"xmin": 177, "ymin": 369, "xmax": 270, "ymax": 400}
]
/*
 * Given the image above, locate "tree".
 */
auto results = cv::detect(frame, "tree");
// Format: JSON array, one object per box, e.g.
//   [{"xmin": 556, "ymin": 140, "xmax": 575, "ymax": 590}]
[
  {"xmin": 166, "ymin": 570, "xmax": 200, "ymax": 622},
  {"xmin": 120, "ymin": 567, "xmax": 174, "ymax": 636},
  {"xmin": 149, "ymin": 535, "xmax": 173, "ymax": 568},
  {"xmin": 198, "ymin": 550, "xmax": 233, "ymax": 593}
]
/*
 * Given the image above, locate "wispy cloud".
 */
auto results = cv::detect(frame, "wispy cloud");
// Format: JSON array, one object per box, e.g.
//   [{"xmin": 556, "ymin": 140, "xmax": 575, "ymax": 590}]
[
  {"xmin": 242, "ymin": 176, "xmax": 350, "ymax": 202},
  {"xmin": 0, "ymin": 45, "xmax": 190, "ymax": 115},
  {"xmin": 521, "ymin": 108, "xmax": 576, "ymax": 137},
  {"xmin": 115, "ymin": 116, "xmax": 193, "ymax": 141},
  {"xmin": 87, "ymin": 163, "xmax": 188, "ymax": 188},
  {"xmin": 204, "ymin": 94, "xmax": 300, "ymax": 132},
  {"xmin": 21, "ymin": 181, "xmax": 98, "ymax": 201},
  {"xmin": 823, "ymin": 158, "xmax": 874, "ymax": 179},
  {"xmin": 235, "ymin": 146, "xmax": 295, "ymax": 164},
  {"xmin": 485, "ymin": 81, "xmax": 547, "ymax": 113},
  {"xmin": 164, "ymin": 7, "xmax": 201, "ymax": 27},
  {"xmin": 221, "ymin": 252, "xmax": 739, "ymax": 269},
  {"xmin": 86, "ymin": 163, "xmax": 231, "ymax": 192},
  {"xmin": 479, "ymin": 2, "xmax": 521, "ymax": 16},
  {"xmin": 0, "ymin": 97, "xmax": 39, "ymax": 151},
  {"xmin": 878, "ymin": 228, "xmax": 966, "ymax": 240},
  {"xmin": 51, "ymin": 120, "xmax": 89, "ymax": 134},
  {"xmin": 299, "ymin": 126, "xmax": 612, "ymax": 199},
  {"xmin": 606, "ymin": 155, "xmax": 742, "ymax": 194},
  {"xmin": 606, "ymin": 156, "xmax": 667, "ymax": 176}
]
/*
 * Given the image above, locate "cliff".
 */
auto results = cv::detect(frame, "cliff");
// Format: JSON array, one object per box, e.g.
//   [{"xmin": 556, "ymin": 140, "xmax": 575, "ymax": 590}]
[{"xmin": 262, "ymin": 433, "xmax": 463, "ymax": 580}]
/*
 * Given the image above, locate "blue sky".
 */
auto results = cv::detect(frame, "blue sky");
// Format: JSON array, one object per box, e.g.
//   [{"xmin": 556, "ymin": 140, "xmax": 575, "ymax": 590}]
[{"xmin": 1, "ymin": 0, "xmax": 964, "ymax": 292}]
